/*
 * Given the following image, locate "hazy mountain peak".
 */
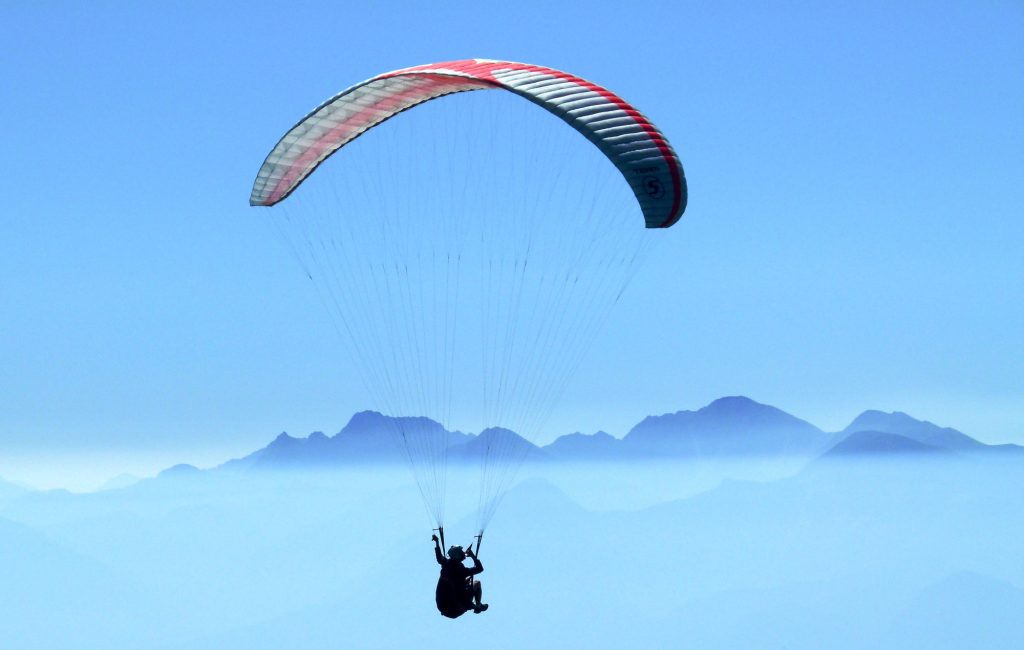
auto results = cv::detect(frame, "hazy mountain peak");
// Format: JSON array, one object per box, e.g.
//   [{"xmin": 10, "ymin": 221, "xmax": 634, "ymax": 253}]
[
  {"xmin": 843, "ymin": 410, "xmax": 980, "ymax": 450},
  {"xmin": 477, "ymin": 426, "xmax": 520, "ymax": 441},
  {"xmin": 340, "ymin": 411, "xmax": 448, "ymax": 438},
  {"xmin": 544, "ymin": 430, "xmax": 623, "ymax": 461},
  {"xmin": 349, "ymin": 409, "xmax": 384, "ymax": 420},
  {"xmin": 342, "ymin": 410, "xmax": 388, "ymax": 432},
  {"xmin": 848, "ymin": 409, "xmax": 923, "ymax": 429},
  {"xmin": 448, "ymin": 426, "xmax": 542, "ymax": 462},
  {"xmin": 561, "ymin": 430, "xmax": 615, "ymax": 441},
  {"xmin": 623, "ymin": 395, "xmax": 826, "ymax": 457},
  {"xmin": 824, "ymin": 430, "xmax": 951, "ymax": 457},
  {"xmin": 158, "ymin": 464, "xmax": 200, "ymax": 479},
  {"xmin": 697, "ymin": 395, "xmax": 811, "ymax": 425},
  {"xmin": 465, "ymin": 427, "xmax": 536, "ymax": 450},
  {"xmin": 701, "ymin": 395, "xmax": 765, "ymax": 413},
  {"xmin": 266, "ymin": 432, "xmax": 303, "ymax": 452}
]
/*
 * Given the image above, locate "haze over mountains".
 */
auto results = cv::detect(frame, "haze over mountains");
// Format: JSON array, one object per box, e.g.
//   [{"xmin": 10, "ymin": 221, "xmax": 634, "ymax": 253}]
[
  {"xmin": 1, "ymin": 407, "xmax": 1020, "ymax": 649},
  {"xmin": 1, "ymin": 395, "xmax": 1020, "ymax": 648},
  {"xmin": 219, "ymin": 396, "xmax": 1020, "ymax": 473}
]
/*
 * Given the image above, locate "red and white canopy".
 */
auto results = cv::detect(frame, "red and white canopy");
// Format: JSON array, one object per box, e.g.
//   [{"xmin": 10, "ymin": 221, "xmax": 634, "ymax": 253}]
[{"xmin": 250, "ymin": 59, "xmax": 687, "ymax": 228}]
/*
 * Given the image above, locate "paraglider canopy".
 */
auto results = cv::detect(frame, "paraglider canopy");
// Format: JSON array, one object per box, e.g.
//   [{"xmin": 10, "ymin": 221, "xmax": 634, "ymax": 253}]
[{"xmin": 250, "ymin": 59, "xmax": 687, "ymax": 228}]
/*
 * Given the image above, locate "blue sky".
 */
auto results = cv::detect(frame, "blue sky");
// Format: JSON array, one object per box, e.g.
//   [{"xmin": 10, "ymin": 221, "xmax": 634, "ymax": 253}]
[{"xmin": 2, "ymin": 1, "xmax": 1022, "ymax": 487}]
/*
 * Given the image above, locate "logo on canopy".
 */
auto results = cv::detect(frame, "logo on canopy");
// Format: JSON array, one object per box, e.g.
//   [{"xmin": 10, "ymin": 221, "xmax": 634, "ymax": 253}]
[{"xmin": 643, "ymin": 176, "xmax": 665, "ymax": 200}]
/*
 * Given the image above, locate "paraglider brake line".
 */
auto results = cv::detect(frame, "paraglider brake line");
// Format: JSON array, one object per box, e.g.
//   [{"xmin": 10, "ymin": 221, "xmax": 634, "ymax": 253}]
[{"xmin": 434, "ymin": 526, "xmax": 446, "ymax": 550}]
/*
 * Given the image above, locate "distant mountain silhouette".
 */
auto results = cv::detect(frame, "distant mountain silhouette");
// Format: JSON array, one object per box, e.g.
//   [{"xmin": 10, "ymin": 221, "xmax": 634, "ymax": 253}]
[
  {"xmin": 447, "ymin": 427, "xmax": 544, "ymax": 463},
  {"xmin": 545, "ymin": 431, "xmax": 626, "ymax": 461},
  {"xmin": 841, "ymin": 410, "xmax": 980, "ymax": 450},
  {"xmin": 223, "ymin": 410, "xmax": 490, "ymax": 470},
  {"xmin": 621, "ymin": 396, "xmax": 831, "ymax": 457},
  {"xmin": 823, "ymin": 431, "xmax": 952, "ymax": 457},
  {"xmin": 839, "ymin": 410, "xmax": 1023, "ymax": 456},
  {"xmin": 158, "ymin": 464, "xmax": 201, "ymax": 479},
  {"xmin": 211, "ymin": 396, "xmax": 1019, "ymax": 472}
]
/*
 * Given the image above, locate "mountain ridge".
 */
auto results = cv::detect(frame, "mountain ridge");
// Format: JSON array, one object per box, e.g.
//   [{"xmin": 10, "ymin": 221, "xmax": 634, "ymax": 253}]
[{"xmin": 206, "ymin": 396, "xmax": 1020, "ymax": 474}]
